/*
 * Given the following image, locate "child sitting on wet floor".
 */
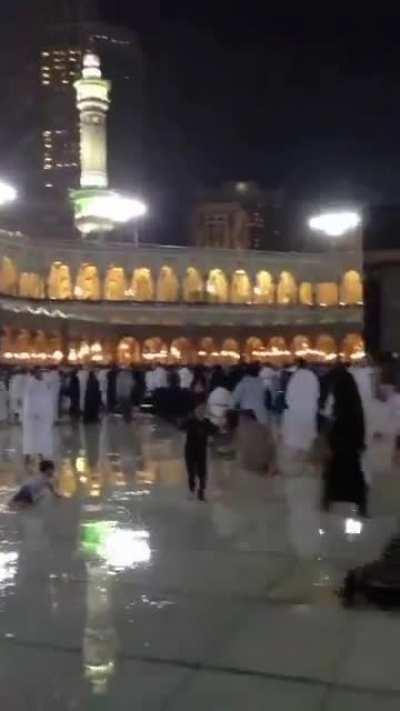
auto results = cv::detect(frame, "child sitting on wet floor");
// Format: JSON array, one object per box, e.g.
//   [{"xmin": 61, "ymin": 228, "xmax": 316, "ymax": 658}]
[{"xmin": 10, "ymin": 460, "xmax": 59, "ymax": 507}]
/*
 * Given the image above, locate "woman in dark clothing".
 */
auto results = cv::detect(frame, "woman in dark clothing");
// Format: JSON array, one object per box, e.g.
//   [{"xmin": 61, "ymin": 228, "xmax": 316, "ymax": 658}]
[
  {"xmin": 83, "ymin": 371, "xmax": 102, "ymax": 424},
  {"xmin": 69, "ymin": 369, "xmax": 80, "ymax": 420},
  {"xmin": 322, "ymin": 365, "xmax": 368, "ymax": 517}
]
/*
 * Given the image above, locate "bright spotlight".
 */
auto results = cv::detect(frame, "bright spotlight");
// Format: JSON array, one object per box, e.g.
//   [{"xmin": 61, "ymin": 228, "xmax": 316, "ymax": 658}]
[
  {"xmin": 308, "ymin": 211, "xmax": 361, "ymax": 237},
  {"xmin": 0, "ymin": 181, "xmax": 17, "ymax": 206}
]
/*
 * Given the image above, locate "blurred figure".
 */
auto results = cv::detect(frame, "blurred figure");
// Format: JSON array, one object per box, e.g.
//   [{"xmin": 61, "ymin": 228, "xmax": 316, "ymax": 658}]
[
  {"xmin": 282, "ymin": 359, "xmax": 320, "ymax": 451},
  {"xmin": 207, "ymin": 373, "xmax": 233, "ymax": 430},
  {"xmin": 153, "ymin": 363, "xmax": 168, "ymax": 390},
  {"xmin": 9, "ymin": 368, "xmax": 26, "ymax": 422},
  {"xmin": 0, "ymin": 376, "xmax": 8, "ymax": 424},
  {"xmin": 322, "ymin": 365, "xmax": 368, "ymax": 517},
  {"xmin": 22, "ymin": 369, "xmax": 54, "ymax": 463},
  {"xmin": 78, "ymin": 366, "xmax": 89, "ymax": 415},
  {"xmin": 232, "ymin": 362, "xmax": 268, "ymax": 424},
  {"xmin": 236, "ymin": 410, "xmax": 276, "ymax": 473},
  {"xmin": 191, "ymin": 366, "xmax": 208, "ymax": 402},
  {"xmin": 69, "ymin": 369, "xmax": 80, "ymax": 420},
  {"xmin": 44, "ymin": 367, "xmax": 61, "ymax": 423},
  {"xmin": 97, "ymin": 367, "xmax": 109, "ymax": 411},
  {"xmin": 183, "ymin": 401, "xmax": 218, "ymax": 502},
  {"xmin": 116, "ymin": 367, "xmax": 133, "ymax": 422},
  {"xmin": 179, "ymin": 365, "xmax": 193, "ymax": 390},
  {"xmin": 83, "ymin": 371, "xmax": 102, "ymax": 424}
]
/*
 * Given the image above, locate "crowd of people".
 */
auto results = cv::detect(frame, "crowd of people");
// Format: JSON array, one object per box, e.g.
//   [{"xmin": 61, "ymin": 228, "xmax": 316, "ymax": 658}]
[{"xmin": 0, "ymin": 356, "xmax": 397, "ymax": 512}]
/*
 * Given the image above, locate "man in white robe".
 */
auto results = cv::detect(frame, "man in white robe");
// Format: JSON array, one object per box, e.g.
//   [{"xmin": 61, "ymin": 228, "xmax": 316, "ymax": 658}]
[
  {"xmin": 96, "ymin": 368, "xmax": 109, "ymax": 410},
  {"xmin": 282, "ymin": 360, "xmax": 320, "ymax": 451},
  {"xmin": 232, "ymin": 363, "xmax": 268, "ymax": 425},
  {"xmin": 22, "ymin": 370, "xmax": 54, "ymax": 461},
  {"xmin": 179, "ymin": 366, "xmax": 193, "ymax": 390},
  {"xmin": 77, "ymin": 367, "xmax": 89, "ymax": 414},
  {"xmin": 153, "ymin": 364, "xmax": 167, "ymax": 390},
  {"xmin": 44, "ymin": 368, "xmax": 61, "ymax": 423}
]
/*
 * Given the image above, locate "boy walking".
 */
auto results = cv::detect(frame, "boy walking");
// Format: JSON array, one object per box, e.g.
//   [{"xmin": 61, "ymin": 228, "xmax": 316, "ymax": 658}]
[{"xmin": 183, "ymin": 403, "xmax": 217, "ymax": 501}]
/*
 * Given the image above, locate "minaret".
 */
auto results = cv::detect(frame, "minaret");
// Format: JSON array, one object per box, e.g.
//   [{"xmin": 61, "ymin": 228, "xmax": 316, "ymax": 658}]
[
  {"xmin": 71, "ymin": 50, "xmax": 146, "ymax": 237},
  {"xmin": 75, "ymin": 52, "xmax": 111, "ymax": 189}
]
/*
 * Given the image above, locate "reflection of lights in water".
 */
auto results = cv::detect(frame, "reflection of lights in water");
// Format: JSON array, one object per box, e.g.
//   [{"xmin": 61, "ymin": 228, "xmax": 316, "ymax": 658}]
[
  {"xmin": 345, "ymin": 518, "xmax": 363, "ymax": 535},
  {"xmin": 103, "ymin": 529, "xmax": 151, "ymax": 569},
  {"xmin": 57, "ymin": 459, "xmax": 77, "ymax": 498},
  {"xmin": 0, "ymin": 551, "xmax": 18, "ymax": 591},
  {"xmin": 76, "ymin": 456, "xmax": 87, "ymax": 474},
  {"xmin": 80, "ymin": 522, "xmax": 151, "ymax": 570},
  {"xmin": 84, "ymin": 561, "xmax": 116, "ymax": 696}
]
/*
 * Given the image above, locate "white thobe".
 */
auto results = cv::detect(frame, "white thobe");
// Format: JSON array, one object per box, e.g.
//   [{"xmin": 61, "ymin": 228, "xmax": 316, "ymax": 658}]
[
  {"xmin": 97, "ymin": 369, "xmax": 109, "ymax": 408},
  {"xmin": 260, "ymin": 366, "xmax": 275, "ymax": 392},
  {"xmin": 22, "ymin": 377, "xmax": 54, "ymax": 458},
  {"xmin": 145, "ymin": 370, "xmax": 155, "ymax": 394},
  {"xmin": 44, "ymin": 370, "xmax": 61, "ymax": 423},
  {"xmin": 179, "ymin": 367, "xmax": 193, "ymax": 390},
  {"xmin": 78, "ymin": 370, "xmax": 89, "ymax": 412},
  {"xmin": 282, "ymin": 368, "xmax": 320, "ymax": 451},
  {"xmin": 153, "ymin": 367, "xmax": 167, "ymax": 390},
  {"xmin": 207, "ymin": 387, "xmax": 233, "ymax": 428},
  {"xmin": 232, "ymin": 375, "xmax": 268, "ymax": 424}
]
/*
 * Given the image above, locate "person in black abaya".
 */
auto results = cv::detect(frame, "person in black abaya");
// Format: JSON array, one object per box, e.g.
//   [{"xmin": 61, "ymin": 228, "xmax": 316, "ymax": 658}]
[
  {"xmin": 69, "ymin": 369, "xmax": 80, "ymax": 420},
  {"xmin": 83, "ymin": 370, "xmax": 102, "ymax": 424},
  {"xmin": 322, "ymin": 364, "xmax": 368, "ymax": 517}
]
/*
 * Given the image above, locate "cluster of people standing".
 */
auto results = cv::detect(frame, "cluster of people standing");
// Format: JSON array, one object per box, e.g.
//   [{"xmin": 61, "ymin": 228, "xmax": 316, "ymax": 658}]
[{"xmin": 0, "ymin": 356, "xmax": 387, "ymax": 516}]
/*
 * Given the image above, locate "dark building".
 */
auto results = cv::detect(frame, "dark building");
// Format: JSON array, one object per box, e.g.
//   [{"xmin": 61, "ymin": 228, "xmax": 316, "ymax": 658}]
[{"xmin": 191, "ymin": 182, "xmax": 283, "ymax": 250}]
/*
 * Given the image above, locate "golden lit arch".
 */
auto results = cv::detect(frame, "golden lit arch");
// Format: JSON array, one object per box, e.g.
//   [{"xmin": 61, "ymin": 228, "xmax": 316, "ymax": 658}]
[
  {"xmin": 19, "ymin": 273, "xmax": 45, "ymax": 299},
  {"xmin": 340, "ymin": 270, "xmax": 363, "ymax": 305},
  {"xmin": 341, "ymin": 333, "xmax": 365, "ymax": 360},
  {"xmin": 254, "ymin": 271, "xmax": 274, "ymax": 304},
  {"xmin": 14, "ymin": 329, "xmax": 31, "ymax": 357},
  {"xmin": 0, "ymin": 256, "xmax": 18, "ymax": 295},
  {"xmin": 245, "ymin": 337, "xmax": 265, "ymax": 362},
  {"xmin": 231, "ymin": 269, "xmax": 252, "ymax": 304},
  {"xmin": 130, "ymin": 268, "xmax": 154, "ymax": 301},
  {"xmin": 170, "ymin": 337, "xmax": 193, "ymax": 363},
  {"xmin": 315, "ymin": 334, "xmax": 337, "ymax": 360},
  {"xmin": 206, "ymin": 269, "xmax": 229, "ymax": 303},
  {"xmin": 267, "ymin": 336, "xmax": 291, "ymax": 364},
  {"xmin": 156, "ymin": 266, "xmax": 179, "ymax": 302},
  {"xmin": 299, "ymin": 282, "xmax": 314, "ymax": 306},
  {"xmin": 143, "ymin": 337, "xmax": 168, "ymax": 363},
  {"xmin": 291, "ymin": 335, "xmax": 312, "ymax": 358},
  {"xmin": 316, "ymin": 282, "xmax": 339, "ymax": 307},
  {"xmin": 48, "ymin": 262, "xmax": 72, "ymax": 299},
  {"xmin": 183, "ymin": 267, "xmax": 204, "ymax": 302},
  {"xmin": 277, "ymin": 271, "xmax": 297, "ymax": 305},
  {"xmin": 31, "ymin": 331, "xmax": 49, "ymax": 360},
  {"xmin": 117, "ymin": 337, "xmax": 140, "ymax": 365},
  {"xmin": 104, "ymin": 266, "xmax": 127, "ymax": 300},
  {"xmin": 75, "ymin": 263, "xmax": 101, "ymax": 300},
  {"xmin": 221, "ymin": 338, "xmax": 240, "ymax": 363},
  {"xmin": 0, "ymin": 327, "xmax": 14, "ymax": 357},
  {"xmin": 197, "ymin": 337, "xmax": 217, "ymax": 364}
]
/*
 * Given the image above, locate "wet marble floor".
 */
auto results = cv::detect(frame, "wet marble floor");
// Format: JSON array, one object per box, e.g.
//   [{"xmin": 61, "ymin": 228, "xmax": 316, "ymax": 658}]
[{"xmin": 0, "ymin": 416, "xmax": 400, "ymax": 709}]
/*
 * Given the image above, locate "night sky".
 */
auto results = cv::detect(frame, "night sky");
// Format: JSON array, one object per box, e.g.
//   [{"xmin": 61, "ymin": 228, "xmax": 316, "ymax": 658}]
[
  {"xmin": 3, "ymin": 5, "xmax": 400, "ymax": 243},
  {"xmin": 96, "ymin": 5, "xmax": 400, "ymax": 206}
]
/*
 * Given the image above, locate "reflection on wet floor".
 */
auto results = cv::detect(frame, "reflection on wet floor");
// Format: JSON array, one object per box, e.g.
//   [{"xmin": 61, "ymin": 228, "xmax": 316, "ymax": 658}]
[{"xmin": 0, "ymin": 415, "xmax": 400, "ymax": 707}]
